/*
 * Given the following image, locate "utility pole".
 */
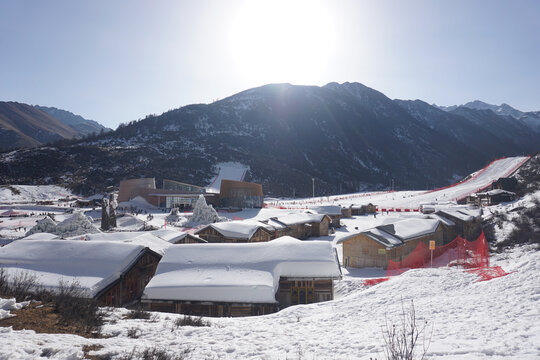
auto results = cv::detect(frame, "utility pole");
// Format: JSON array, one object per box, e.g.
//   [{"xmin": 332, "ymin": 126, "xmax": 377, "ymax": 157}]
[{"xmin": 312, "ymin": 178, "xmax": 315, "ymax": 198}]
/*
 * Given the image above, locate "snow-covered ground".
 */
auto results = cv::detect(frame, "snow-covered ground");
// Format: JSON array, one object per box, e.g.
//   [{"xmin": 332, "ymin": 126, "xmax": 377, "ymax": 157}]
[
  {"xmin": 0, "ymin": 245, "xmax": 538, "ymax": 360},
  {"xmin": 0, "ymin": 156, "xmax": 537, "ymax": 359},
  {"xmin": 0, "ymin": 185, "xmax": 76, "ymax": 204}
]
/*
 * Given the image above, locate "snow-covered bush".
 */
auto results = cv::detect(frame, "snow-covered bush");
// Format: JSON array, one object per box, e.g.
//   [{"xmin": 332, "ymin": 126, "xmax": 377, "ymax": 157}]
[
  {"xmin": 25, "ymin": 216, "xmax": 57, "ymax": 237},
  {"xmin": 186, "ymin": 195, "xmax": 227, "ymax": 227},
  {"xmin": 165, "ymin": 207, "xmax": 188, "ymax": 227},
  {"xmin": 55, "ymin": 211, "xmax": 101, "ymax": 238}
]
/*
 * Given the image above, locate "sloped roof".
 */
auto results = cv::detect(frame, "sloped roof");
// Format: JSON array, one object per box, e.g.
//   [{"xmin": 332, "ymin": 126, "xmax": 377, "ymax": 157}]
[
  {"xmin": 0, "ymin": 240, "xmax": 149, "ymax": 298},
  {"xmin": 477, "ymin": 189, "xmax": 515, "ymax": 196},
  {"xmin": 426, "ymin": 214, "xmax": 455, "ymax": 227},
  {"xmin": 143, "ymin": 237, "xmax": 341, "ymax": 303},
  {"xmin": 195, "ymin": 220, "xmax": 271, "ymax": 239},
  {"xmin": 276, "ymin": 213, "xmax": 328, "ymax": 226},
  {"xmin": 82, "ymin": 232, "xmax": 171, "ymax": 255},
  {"xmin": 307, "ymin": 205, "xmax": 343, "ymax": 216},
  {"xmin": 337, "ymin": 218, "xmax": 440, "ymax": 248},
  {"xmin": 265, "ymin": 218, "xmax": 288, "ymax": 230},
  {"xmin": 21, "ymin": 233, "xmax": 60, "ymax": 241},
  {"xmin": 377, "ymin": 218, "xmax": 440, "ymax": 241},
  {"xmin": 437, "ymin": 209, "xmax": 473, "ymax": 222}
]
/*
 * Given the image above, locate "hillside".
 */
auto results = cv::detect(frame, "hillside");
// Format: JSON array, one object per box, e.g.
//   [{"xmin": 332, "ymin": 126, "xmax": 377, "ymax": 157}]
[
  {"xmin": 0, "ymin": 102, "xmax": 79, "ymax": 151},
  {"xmin": 437, "ymin": 100, "xmax": 540, "ymax": 134},
  {"xmin": 0, "ymin": 83, "xmax": 539, "ymax": 196},
  {"xmin": 35, "ymin": 105, "xmax": 110, "ymax": 137}
]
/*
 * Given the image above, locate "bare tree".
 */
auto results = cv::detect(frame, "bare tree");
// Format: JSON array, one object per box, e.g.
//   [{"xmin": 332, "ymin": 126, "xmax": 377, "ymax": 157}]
[{"xmin": 381, "ymin": 299, "xmax": 433, "ymax": 360}]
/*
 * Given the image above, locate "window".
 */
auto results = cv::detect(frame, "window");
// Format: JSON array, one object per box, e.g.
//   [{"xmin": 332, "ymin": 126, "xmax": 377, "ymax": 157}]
[{"xmin": 291, "ymin": 280, "xmax": 315, "ymax": 305}]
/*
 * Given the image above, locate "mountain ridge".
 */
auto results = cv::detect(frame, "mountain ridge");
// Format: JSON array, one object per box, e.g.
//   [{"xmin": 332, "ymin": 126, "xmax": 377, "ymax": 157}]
[{"xmin": 0, "ymin": 83, "xmax": 538, "ymax": 196}]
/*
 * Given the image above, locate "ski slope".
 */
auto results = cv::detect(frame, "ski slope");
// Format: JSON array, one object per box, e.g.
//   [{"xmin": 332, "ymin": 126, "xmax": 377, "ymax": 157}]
[
  {"xmin": 278, "ymin": 156, "xmax": 530, "ymax": 210},
  {"xmin": 206, "ymin": 162, "xmax": 249, "ymax": 193}
]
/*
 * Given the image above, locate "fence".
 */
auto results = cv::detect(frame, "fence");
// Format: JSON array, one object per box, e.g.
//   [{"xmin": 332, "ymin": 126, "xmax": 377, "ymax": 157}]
[{"xmin": 362, "ymin": 232, "xmax": 511, "ymax": 285}]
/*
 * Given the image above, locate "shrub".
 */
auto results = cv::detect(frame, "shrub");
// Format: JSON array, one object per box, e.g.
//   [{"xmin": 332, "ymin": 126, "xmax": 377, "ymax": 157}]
[
  {"xmin": 173, "ymin": 315, "xmax": 209, "ymax": 328},
  {"xmin": 118, "ymin": 346, "xmax": 190, "ymax": 360},
  {"xmin": 125, "ymin": 307, "xmax": 151, "ymax": 320},
  {"xmin": 127, "ymin": 327, "xmax": 141, "ymax": 339},
  {"xmin": 0, "ymin": 272, "xmax": 103, "ymax": 333},
  {"xmin": 0, "ymin": 270, "xmax": 40, "ymax": 301},
  {"xmin": 52, "ymin": 281, "xmax": 103, "ymax": 333}
]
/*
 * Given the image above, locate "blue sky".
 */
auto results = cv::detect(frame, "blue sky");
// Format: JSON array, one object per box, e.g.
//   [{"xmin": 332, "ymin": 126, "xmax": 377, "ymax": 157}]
[{"xmin": 1, "ymin": 0, "xmax": 539, "ymax": 128}]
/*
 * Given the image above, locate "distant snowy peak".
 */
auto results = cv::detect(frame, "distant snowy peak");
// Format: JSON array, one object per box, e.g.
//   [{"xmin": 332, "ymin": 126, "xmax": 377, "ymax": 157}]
[
  {"xmin": 435, "ymin": 100, "xmax": 540, "ymax": 133},
  {"xmin": 437, "ymin": 100, "xmax": 524, "ymax": 119}
]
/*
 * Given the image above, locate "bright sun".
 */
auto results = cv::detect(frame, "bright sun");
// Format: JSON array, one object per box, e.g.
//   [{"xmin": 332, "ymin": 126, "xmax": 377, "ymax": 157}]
[{"xmin": 229, "ymin": 0, "xmax": 335, "ymax": 85}]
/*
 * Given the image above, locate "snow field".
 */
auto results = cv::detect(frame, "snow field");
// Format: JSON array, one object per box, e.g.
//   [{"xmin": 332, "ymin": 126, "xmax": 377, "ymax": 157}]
[{"xmin": 0, "ymin": 246, "xmax": 538, "ymax": 359}]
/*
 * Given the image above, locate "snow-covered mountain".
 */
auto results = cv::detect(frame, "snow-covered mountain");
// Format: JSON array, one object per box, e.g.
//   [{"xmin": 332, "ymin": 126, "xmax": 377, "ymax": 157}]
[
  {"xmin": 437, "ymin": 100, "xmax": 540, "ymax": 134},
  {"xmin": 0, "ymin": 83, "xmax": 538, "ymax": 196}
]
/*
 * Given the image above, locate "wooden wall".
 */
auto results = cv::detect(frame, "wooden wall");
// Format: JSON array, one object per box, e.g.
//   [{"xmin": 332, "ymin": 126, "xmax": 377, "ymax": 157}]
[
  {"xmin": 144, "ymin": 300, "xmax": 277, "ymax": 317},
  {"xmin": 97, "ymin": 250, "xmax": 161, "ymax": 307},
  {"xmin": 343, "ymin": 225, "xmax": 445, "ymax": 269},
  {"xmin": 277, "ymin": 278, "xmax": 334, "ymax": 309},
  {"xmin": 143, "ymin": 277, "xmax": 335, "ymax": 317}
]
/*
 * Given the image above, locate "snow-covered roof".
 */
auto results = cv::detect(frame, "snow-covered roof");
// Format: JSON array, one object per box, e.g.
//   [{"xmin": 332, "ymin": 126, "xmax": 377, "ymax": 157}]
[
  {"xmin": 426, "ymin": 214, "xmax": 455, "ymax": 227},
  {"xmin": 364, "ymin": 228, "xmax": 403, "ymax": 247},
  {"xmin": 337, "ymin": 218, "xmax": 440, "ymax": 248},
  {"xmin": 437, "ymin": 209, "xmax": 473, "ymax": 222},
  {"xmin": 351, "ymin": 203, "xmax": 374, "ymax": 209},
  {"xmin": 195, "ymin": 220, "xmax": 271, "ymax": 239},
  {"xmin": 150, "ymin": 229, "xmax": 187, "ymax": 244},
  {"xmin": 265, "ymin": 218, "xmax": 288, "ymax": 230},
  {"xmin": 82, "ymin": 232, "xmax": 171, "ymax": 256},
  {"xmin": 0, "ymin": 240, "xmax": 149, "ymax": 298},
  {"xmin": 307, "ymin": 206, "xmax": 343, "ymax": 216},
  {"xmin": 143, "ymin": 237, "xmax": 341, "ymax": 303},
  {"xmin": 378, "ymin": 218, "xmax": 440, "ymax": 241},
  {"xmin": 21, "ymin": 233, "xmax": 60, "ymax": 241},
  {"xmin": 477, "ymin": 189, "xmax": 515, "ymax": 196},
  {"xmin": 276, "ymin": 213, "xmax": 328, "ymax": 226}
]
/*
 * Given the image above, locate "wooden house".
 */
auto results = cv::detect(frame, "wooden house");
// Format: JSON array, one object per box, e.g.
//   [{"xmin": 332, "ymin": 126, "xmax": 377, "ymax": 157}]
[
  {"xmin": 0, "ymin": 239, "xmax": 162, "ymax": 307},
  {"xmin": 341, "ymin": 205, "xmax": 353, "ymax": 218},
  {"xmin": 308, "ymin": 206, "xmax": 343, "ymax": 228},
  {"xmin": 176, "ymin": 234, "xmax": 208, "ymax": 244},
  {"xmin": 491, "ymin": 177, "xmax": 518, "ymax": 192},
  {"xmin": 339, "ymin": 218, "xmax": 444, "ymax": 268},
  {"xmin": 475, "ymin": 189, "xmax": 516, "ymax": 206},
  {"xmin": 426, "ymin": 214, "xmax": 456, "ymax": 244},
  {"xmin": 276, "ymin": 213, "xmax": 331, "ymax": 238},
  {"xmin": 262, "ymin": 218, "xmax": 293, "ymax": 239},
  {"xmin": 351, "ymin": 203, "xmax": 377, "ymax": 216},
  {"xmin": 435, "ymin": 208, "xmax": 483, "ymax": 241},
  {"xmin": 194, "ymin": 220, "xmax": 273, "ymax": 243},
  {"xmin": 142, "ymin": 237, "xmax": 342, "ymax": 317}
]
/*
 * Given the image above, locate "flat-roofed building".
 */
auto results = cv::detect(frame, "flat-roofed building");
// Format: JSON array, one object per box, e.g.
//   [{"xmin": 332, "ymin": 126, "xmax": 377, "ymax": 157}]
[{"xmin": 219, "ymin": 180, "xmax": 263, "ymax": 208}]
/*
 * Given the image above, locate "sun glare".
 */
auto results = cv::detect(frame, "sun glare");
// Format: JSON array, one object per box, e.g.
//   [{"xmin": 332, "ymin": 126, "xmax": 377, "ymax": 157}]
[{"xmin": 229, "ymin": 0, "xmax": 335, "ymax": 85}]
